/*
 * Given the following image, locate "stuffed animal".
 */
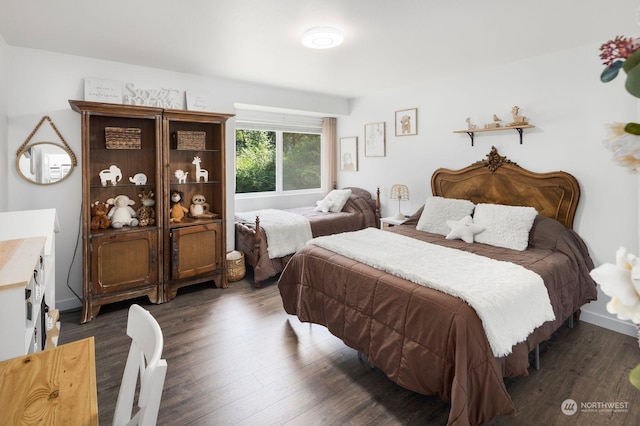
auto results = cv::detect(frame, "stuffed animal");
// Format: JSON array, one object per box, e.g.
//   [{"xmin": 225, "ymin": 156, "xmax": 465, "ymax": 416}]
[
  {"xmin": 136, "ymin": 190, "xmax": 156, "ymax": 227},
  {"xmin": 90, "ymin": 201, "xmax": 111, "ymax": 230},
  {"xmin": 106, "ymin": 194, "xmax": 139, "ymax": 228},
  {"xmin": 400, "ymin": 115, "xmax": 412, "ymax": 134},
  {"xmin": 169, "ymin": 190, "xmax": 189, "ymax": 223},
  {"xmin": 189, "ymin": 193, "xmax": 216, "ymax": 219}
]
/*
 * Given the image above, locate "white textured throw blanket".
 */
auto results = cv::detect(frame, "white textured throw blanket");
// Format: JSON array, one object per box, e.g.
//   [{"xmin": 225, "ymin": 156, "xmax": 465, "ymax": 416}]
[
  {"xmin": 309, "ymin": 228, "xmax": 555, "ymax": 357},
  {"xmin": 236, "ymin": 209, "xmax": 313, "ymax": 258}
]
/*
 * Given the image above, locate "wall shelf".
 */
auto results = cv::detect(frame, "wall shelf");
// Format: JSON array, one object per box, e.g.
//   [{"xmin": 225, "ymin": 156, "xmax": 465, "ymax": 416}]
[{"xmin": 453, "ymin": 124, "xmax": 535, "ymax": 146}]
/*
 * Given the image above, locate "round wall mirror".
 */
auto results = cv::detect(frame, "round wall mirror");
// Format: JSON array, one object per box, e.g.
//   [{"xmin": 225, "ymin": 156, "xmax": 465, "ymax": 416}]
[{"xmin": 16, "ymin": 142, "xmax": 75, "ymax": 185}]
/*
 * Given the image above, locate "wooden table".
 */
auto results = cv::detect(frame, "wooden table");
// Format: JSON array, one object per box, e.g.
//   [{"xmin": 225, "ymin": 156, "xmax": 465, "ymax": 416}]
[{"xmin": 0, "ymin": 337, "xmax": 98, "ymax": 425}]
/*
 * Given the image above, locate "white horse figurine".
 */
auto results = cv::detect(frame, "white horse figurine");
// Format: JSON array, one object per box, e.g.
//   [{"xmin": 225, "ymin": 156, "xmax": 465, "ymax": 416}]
[{"xmin": 192, "ymin": 156, "xmax": 209, "ymax": 182}]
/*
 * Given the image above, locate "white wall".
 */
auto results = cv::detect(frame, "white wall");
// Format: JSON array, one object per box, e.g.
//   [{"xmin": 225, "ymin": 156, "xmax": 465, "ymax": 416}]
[
  {"xmin": 5, "ymin": 42, "xmax": 639, "ymax": 337},
  {"xmin": 0, "ymin": 35, "xmax": 8, "ymax": 211},
  {"xmin": 5, "ymin": 46, "xmax": 350, "ymax": 311},
  {"xmin": 337, "ymin": 44, "xmax": 639, "ymax": 337}
]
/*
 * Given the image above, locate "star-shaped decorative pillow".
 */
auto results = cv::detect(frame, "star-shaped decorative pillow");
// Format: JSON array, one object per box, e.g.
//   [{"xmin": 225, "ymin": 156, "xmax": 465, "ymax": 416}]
[{"xmin": 445, "ymin": 215, "xmax": 484, "ymax": 243}]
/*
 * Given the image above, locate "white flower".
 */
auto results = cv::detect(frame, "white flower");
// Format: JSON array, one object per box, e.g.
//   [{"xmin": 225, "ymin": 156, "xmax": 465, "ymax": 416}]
[
  {"xmin": 603, "ymin": 123, "xmax": 640, "ymax": 173},
  {"xmin": 590, "ymin": 247, "xmax": 640, "ymax": 323}
]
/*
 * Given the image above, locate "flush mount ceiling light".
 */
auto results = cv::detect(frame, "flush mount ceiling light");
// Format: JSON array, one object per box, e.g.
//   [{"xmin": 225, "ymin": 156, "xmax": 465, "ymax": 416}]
[{"xmin": 302, "ymin": 26, "xmax": 344, "ymax": 49}]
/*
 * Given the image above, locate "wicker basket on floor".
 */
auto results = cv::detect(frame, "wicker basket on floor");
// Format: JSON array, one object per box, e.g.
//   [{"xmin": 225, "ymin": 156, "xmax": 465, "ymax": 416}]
[{"xmin": 226, "ymin": 250, "xmax": 246, "ymax": 282}]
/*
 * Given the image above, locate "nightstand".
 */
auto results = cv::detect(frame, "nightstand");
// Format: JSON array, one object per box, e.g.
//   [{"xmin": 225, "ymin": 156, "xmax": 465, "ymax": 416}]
[{"xmin": 380, "ymin": 216, "xmax": 406, "ymax": 229}]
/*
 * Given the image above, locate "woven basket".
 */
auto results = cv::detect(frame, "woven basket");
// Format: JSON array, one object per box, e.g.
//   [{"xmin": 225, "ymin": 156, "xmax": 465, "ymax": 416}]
[
  {"xmin": 226, "ymin": 250, "xmax": 246, "ymax": 282},
  {"xmin": 105, "ymin": 127, "xmax": 141, "ymax": 149},
  {"xmin": 176, "ymin": 131, "xmax": 206, "ymax": 150}
]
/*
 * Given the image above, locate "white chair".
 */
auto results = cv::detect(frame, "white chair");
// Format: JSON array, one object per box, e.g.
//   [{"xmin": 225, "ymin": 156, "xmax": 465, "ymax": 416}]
[{"xmin": 113, "ymin": 304, "xmax": 168, "ymax": 426}]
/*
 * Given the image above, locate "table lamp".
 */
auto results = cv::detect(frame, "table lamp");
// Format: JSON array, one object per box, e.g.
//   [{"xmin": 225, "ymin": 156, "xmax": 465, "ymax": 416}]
[{"xmin": 390, "ymin": 184, "xmax": 409, "ymax": 220}]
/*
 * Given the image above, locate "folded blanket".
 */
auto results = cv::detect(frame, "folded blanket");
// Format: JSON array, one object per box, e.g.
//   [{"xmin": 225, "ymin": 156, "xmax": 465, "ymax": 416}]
[
  {"xmin": 235, "ymin": 209, "xmax": 313, "ymax": 258},
  {"xmin": 309, "ymin": 228, "xmax": 555, "ymax": 357}
]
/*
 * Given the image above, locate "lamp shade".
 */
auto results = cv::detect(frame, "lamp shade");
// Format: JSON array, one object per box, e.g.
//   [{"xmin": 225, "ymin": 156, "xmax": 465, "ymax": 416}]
[
  {"xmin": 390, "ymin": 184, "xmax": 409, "ymax": 201},
  {"xmin": 390, "ymin": 184, "xmax": 409, "ymax": 220}
]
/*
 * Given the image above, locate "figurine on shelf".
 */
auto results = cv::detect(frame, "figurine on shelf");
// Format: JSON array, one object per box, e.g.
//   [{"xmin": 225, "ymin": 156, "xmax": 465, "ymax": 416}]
[
  {"xmin": 189, "ymin": 194, "xmax": 216, "ymax": 219},
  {"xmin": 99, "ymin": 164, "xmax": 122, "ymax": 186},
  {"xmin": 129, "ymin": 173, "xmax": 147, "ymax": 185},
  {"xmin": 169, "ymin": 190, "xmax": 189, "ymax": 223},
  {"xmin": 506, "ymin": 105, "xmax": 528, "ymax": 127},
  {"xmin": 465, "ymin": 117, "xmax": 478, "ymax": 130},
  {"xmin": 192, "ymin": 156, "xmax": 209, "ymax": 182},
  {"xmin": 484, "ymin": 114, "xmax": 502, "ymax": 129},
  {"xmin": 174, "ymin": 169, "xmax": 188, "ymax": 184},
  {"xmin": 136, "ymin": 189, "xmax": 156, "ymax": 227}
]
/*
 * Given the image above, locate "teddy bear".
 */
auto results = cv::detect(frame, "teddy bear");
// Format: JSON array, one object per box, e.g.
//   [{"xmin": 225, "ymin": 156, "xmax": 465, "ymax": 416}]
[
  {"xmin": 189, "ymin": 193, "xmax": 216, "ymax": 219},
  {"xmin": 136, "ymin": 189, "xmax": 156, "ymax": 227},
  {"xmin": 90, "ymin": 201, "xmax": 111, "ymax": 229},
  {"xmin": 106, "ymin": 194, "xmax": 139, "ymax": 228},
  {"xmin": 400, "ymin": 115, "xmax": 412, "ymax": 134},
  {"xmin": 169, "ymin": 190, "xmax": 189, "ymax": 223}
]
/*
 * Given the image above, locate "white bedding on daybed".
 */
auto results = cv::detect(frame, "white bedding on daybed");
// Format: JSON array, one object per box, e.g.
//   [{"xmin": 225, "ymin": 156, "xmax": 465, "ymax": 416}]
[{"xmin": 235, "ymin": 209, "xmax": 313, "ymax": 258}]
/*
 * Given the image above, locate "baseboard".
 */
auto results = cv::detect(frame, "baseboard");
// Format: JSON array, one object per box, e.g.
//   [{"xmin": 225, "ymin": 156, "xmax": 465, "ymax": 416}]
[
  {"xmin": 56, "ymin": 297, "xmax": 82, "ymax": 313},
  {"xmin": 580, "ymin": 309, "xmax": 638, "ymax": 338}
]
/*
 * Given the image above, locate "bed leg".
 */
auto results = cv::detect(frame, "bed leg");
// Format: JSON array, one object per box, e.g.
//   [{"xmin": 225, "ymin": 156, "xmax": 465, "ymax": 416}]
[
  {"xmin": 534, "ymin": 344, "xmax": 540, "ymax": 370},
  {"xmin": 568, "ymin": 314, "xmax": 574, "ymax": 329},
  {"xmin": 357, "ymin": 351, "xmax": 375, "ymax": 370},
  {"xmin": 252, "ymin": 215, "xmax": 261, "ymax": 288}
]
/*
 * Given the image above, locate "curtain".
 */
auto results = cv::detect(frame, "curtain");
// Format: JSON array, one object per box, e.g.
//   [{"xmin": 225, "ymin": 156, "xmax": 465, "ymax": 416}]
[{"xmin": 322, "ymin": 117, "xmax": 337, "ymax": 193}]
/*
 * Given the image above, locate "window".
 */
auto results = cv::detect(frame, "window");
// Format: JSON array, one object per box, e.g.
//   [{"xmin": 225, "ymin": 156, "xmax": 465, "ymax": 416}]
[
  {"xmin": 235, "ymin": 109, "xmax": 323, "ymax": 195},
  {"xmin": 235, "ymin": 129, "xmax": 276, "ymax": 193}
]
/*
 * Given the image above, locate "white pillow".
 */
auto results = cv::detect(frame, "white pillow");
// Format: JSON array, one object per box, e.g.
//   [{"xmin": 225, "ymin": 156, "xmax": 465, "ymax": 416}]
[
  {"xmin": 314, "ymin": 189, "xmax": 352, "ymax": 213},
  {"xmin": 472, "ymin": 203, "xmax": 538, "ymax": 251},
  {"xmin": 416, "ymin": 196, "xmax": 476, "ymax": 236},
  {"xmin": 314, "ymin": 199, "xmax": 332, "ymax": 213},
  {"xmin": 445, "ymin": 215, "xmax": 484, "ymax": 243}
]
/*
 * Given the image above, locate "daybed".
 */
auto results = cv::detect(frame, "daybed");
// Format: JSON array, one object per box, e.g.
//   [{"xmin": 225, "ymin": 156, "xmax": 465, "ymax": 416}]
[
  {"xmin": 235, "ymin": 187, "xmax": 380, "ymax": 287},
  {"xmin": 277, "ymin": 147, "xmax": 597, "ymax": 425}
]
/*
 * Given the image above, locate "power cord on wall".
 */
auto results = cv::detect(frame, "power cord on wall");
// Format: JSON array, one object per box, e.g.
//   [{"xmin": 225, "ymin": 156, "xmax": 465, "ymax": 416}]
[{"xmin": 65, "ymin": 205, "xmax": 83, "ymax": 303}]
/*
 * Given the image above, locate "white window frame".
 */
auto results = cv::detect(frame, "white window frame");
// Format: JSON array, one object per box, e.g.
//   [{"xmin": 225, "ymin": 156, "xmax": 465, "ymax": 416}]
[{"xmin": 234, "ymin": 108, "xmax": 324, "ymax": 198}]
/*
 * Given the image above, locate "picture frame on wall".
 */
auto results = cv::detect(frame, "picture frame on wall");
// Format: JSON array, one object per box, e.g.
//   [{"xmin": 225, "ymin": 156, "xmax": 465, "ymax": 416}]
[
  {"xmin": 395, "ymin": 108, "xmax": 418, "ymax": 136},
  {"xmin": 340, "ymin": 136, "xmax": 358, "ymax": 171},
  {"xmin": 364, "ymin": 122, "xmax": 385, "ymax": 157}
]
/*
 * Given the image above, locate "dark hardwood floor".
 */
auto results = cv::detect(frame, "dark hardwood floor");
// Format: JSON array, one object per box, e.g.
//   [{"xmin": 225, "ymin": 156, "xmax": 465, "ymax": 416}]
[{"xmin": 59, "ymin": 274, "xmax": 640, "ymax": 425}]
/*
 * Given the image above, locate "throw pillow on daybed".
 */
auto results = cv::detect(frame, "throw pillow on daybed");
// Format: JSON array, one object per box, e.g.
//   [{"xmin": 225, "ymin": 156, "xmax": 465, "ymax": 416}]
[
  {"xmin": 314, "ymin": 189, "xmax": 352, "ymax": 213},
  {"xmin": 472, "ymin": 203, "xmax": 538, "ymax": 251},
  {"xmin": 416, "ymin": 196, "xmax": 476, "ymax": 236}
]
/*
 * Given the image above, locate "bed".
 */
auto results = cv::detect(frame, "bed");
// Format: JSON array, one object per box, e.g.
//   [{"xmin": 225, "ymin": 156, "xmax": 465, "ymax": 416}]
[
  {"xmin": 277, "ymin": 147, "xmax": 598, "ymax": 425},
  {"xmin": 235, "ymin": 187, "xmax": 380, "ymax": 287}
]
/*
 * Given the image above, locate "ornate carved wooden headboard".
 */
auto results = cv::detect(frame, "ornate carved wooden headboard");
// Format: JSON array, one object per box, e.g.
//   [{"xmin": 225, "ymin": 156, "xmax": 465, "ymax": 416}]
[{"xmin": 431, "ymin": 146, "xmax": 580, "ymax": 229}]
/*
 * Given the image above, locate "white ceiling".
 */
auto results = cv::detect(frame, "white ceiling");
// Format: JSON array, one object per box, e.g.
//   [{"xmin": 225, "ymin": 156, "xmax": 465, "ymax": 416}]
[{"xmin": 1, "ymin": 0, "xmax": 639, "ymax": 98}]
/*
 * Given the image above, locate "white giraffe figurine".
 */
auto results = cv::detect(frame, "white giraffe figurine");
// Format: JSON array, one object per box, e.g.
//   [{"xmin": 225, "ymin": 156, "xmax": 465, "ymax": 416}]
[{"xmin": 192, "ymin": 156, "xmax": 209, "ymax": 182}]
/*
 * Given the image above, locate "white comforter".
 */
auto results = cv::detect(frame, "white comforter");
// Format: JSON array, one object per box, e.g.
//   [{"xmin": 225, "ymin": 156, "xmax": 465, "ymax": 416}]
[
  {"xmin": 309, "ymin": 227, "xmax": 555, "ymax": 357},
  {"xmin": 235, "ymin": 209, "xmax": 313, "ymax": 258}
]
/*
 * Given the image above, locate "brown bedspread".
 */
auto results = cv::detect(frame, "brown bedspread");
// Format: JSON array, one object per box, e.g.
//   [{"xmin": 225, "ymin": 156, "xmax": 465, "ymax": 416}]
[
  {"xmin": 235, "ymin": 188, "xmax": 378, "ymax": 284},
  {"xmin": 277, "ymin": 214, "xmax": 597, "ymax": 425}
]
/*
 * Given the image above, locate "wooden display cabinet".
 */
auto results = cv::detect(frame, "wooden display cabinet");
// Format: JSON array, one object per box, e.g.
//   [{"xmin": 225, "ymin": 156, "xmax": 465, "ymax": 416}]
[
  {"xmin": 71, "ymin": 101, "xmax": 163, "ymax": 323},
  {"xmin": 162, "ymin": 110, "xmax": 231, "ymax": 301},
  {"xmin": 70, "ymin": 101, "xmax": 232, "ymax": 322}
]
